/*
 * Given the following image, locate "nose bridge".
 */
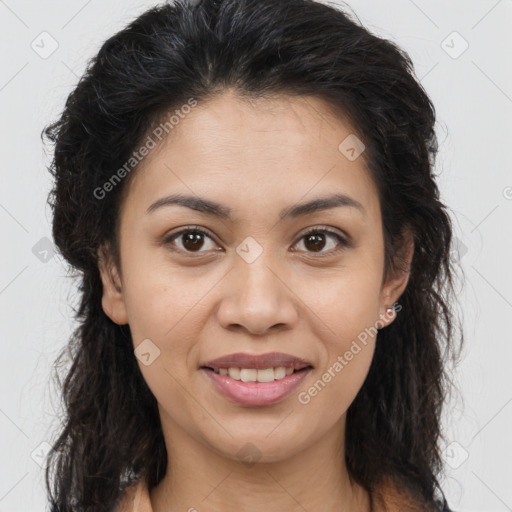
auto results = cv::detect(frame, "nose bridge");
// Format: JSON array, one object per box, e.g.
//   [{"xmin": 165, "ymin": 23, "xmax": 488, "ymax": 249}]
[
  {"xmin": 235, "ymin": 237, "xmax": 283, "ymax": 303},
  {"xmin": 216, "ymin": 237, "xmax": 298, "ymax": 333}
]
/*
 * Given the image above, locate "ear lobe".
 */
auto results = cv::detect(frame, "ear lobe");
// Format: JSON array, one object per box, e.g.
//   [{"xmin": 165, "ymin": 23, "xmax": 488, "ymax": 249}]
[
  {"xmin": 97, "ymin": 244, "xmax": 128, "ymax": 325},
  {"xmin": 378, "ymin": 226, "xmax": 414, "ymax": 327}
]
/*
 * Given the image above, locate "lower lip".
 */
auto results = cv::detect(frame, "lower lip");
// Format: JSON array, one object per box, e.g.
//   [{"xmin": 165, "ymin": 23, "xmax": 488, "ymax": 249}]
[{"xmin": 200, "ymin": 367, "xmax": 312, "ymax": 406}]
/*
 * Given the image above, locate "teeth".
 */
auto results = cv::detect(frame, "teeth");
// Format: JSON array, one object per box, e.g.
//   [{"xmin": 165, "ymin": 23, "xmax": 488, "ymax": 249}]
[
  {"xmin": 228, "ymin": 367, "xmax": 240, "ymax": 380},
  {"xmin": 214, "ymin": 366, "xmax": 301, "ymax": 382},
  {"xmin": 275, "ymin": 367, "xmax": 286, "ymax": 379},
  {"xmin": 240, "ymin": 369, "xmax": 258, "ymax": 382}
]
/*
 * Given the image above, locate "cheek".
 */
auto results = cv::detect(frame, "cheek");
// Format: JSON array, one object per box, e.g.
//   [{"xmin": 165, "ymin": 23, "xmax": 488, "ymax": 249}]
[
  {"xmin": 125, "ymin": 269, "xmax": 208, "ymax": 418},
  {"xmin": 297, "ymin": 256, "xmax": 382, "ymax": 338},
  {"xmin": 298, "ymin": 324, "xmax": 376, "ymax": 418},
  {"xmin": 122, "ymin": 260, "xmax": 217, "ymax": 395},
  {"xmin": 121, "ymin": 249, "xmax": 207, "ymax": 342},
  {"xmin": 293, "ymin": 263, "xmax": 381, "ymax": 410}
]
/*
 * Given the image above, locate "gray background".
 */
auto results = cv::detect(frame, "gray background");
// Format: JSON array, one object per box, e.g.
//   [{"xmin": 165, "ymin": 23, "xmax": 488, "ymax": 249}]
[{"xmin": 0, "ymin": 0, "xmax": 511, "ymax": 510}]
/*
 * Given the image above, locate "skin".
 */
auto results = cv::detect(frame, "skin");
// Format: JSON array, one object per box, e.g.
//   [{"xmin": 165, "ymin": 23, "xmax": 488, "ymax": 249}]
[{"xmin": 98, "ymin": 89, "xmax": 414, "ymax": 512}]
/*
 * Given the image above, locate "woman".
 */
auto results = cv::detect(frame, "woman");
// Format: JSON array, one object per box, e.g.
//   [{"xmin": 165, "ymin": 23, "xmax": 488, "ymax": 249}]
[{"xmin": 42, "ymin": 0, "xmax": 463, "ymax": 510}]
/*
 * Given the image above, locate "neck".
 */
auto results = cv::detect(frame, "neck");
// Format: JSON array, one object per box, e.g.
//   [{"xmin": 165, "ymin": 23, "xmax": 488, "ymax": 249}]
[{"xmin": 149, "ymin": 410, "xmax": 371, "ymax": 512}]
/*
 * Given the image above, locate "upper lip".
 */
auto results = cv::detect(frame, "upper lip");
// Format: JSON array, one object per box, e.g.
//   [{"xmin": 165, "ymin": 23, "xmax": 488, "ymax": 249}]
[{"xmin": 200, "ymin": 352, "xmax": 313, "ymax": 370}]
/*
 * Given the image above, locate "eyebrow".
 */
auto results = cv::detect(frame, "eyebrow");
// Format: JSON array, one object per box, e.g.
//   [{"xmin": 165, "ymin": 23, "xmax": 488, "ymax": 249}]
[{"xmin": 145, "ymin": 193, "xmax": 366, "ymax": 220}]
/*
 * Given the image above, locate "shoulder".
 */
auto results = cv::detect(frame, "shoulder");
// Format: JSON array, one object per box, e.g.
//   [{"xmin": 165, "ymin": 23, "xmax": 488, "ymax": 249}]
[
  {"xmin": 114, "ymin": 479, "xmax": 153, "ymax": 512},
  {"xmin": 372, "ymin": 477, "xmax": 451, "ymax": 512},
  {"xmin": 114, "ymin": 475, "xmax": 453, "ymax": 512}
]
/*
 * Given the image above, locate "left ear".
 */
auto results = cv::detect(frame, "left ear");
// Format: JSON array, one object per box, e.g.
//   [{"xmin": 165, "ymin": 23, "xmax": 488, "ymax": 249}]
[{"xmin": 377, "ymin": 225, "xmax": 414, "ymax": 328}]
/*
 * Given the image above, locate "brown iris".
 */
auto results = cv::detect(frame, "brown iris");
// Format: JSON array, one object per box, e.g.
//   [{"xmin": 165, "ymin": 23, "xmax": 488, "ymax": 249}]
[
  {"xmin": 303, "ymin": 232, "xmax": 327, "ymax": 252},
  {"xmin": 181, "ymin": 231, "xmax": 205, "ymax": 251}
]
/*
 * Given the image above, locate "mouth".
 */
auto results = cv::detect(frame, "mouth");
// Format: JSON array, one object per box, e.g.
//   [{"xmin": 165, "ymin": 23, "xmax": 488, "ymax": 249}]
[
  {"xmin": 200, "ymin": 351, "xmax": 313, "ymax": 377},
  {"xmin": 199, "ymin": 352, "xmax": 314, "ymax": 405},
  {"xmin": 200, "ymin": 365, "xmax": 314, "ymax": 406},
  {"xmin": 200, "ymin": 365, "xmax": 313, "ymax": 382}
]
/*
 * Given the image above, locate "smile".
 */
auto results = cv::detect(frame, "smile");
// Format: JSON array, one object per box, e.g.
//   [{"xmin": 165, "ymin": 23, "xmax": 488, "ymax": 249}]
[{"xmin": 200, "ymin": 366, "xmax": 312, "ymax": 406}]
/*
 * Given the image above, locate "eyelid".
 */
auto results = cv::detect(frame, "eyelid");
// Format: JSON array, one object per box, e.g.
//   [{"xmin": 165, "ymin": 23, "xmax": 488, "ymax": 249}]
[
  {"xmin": 162, "ymin": 225, "xmax": 219, "ymax": 253},
  {"xmin": 298, "ymin": 225, "xmax": 350, "ymax": 243},
  {"xmin": 293, "ymin": 225, "xmax": 351, "ymax": 256},
  {"xmin": 163, "ymin": 224, "xmax": 351, "ymax": 255}
]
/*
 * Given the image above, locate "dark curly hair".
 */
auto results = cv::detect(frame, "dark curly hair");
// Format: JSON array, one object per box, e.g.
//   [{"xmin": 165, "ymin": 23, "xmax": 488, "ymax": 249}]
[{"xmin": 42, "ymin": 0, "xmax": 465, "ymax": 510}]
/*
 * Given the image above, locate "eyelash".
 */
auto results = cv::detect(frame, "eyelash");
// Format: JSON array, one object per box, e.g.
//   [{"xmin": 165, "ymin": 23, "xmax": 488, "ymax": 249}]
[{"xmin": 163, "ymin": 225, "xmax": 350, "ymax": 257}]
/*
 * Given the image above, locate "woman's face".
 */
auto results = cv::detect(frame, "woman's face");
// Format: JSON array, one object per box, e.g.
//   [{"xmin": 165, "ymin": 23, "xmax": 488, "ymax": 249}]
[{"xmin": 99, "ymin": 90, "xmax": 412, "ymax": 465}]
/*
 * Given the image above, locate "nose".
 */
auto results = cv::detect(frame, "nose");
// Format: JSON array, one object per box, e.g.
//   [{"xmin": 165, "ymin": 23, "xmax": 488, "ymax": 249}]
[{"xmin": 215, "ymin": 252, "xmax": 299, "ymax": 336}]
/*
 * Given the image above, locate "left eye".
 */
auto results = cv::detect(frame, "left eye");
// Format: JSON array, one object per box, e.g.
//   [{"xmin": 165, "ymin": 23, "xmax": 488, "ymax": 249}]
[
  {"xmin": 163, "ymin": 227, "xmax": 348, "ymax": 255},
  {"xmin": 293, "ymin": 228, "xmax": 348, "ymax": 254},
  {"xmin": 163, "ymin": 227, "xmax": 219, "ymax": 254}
]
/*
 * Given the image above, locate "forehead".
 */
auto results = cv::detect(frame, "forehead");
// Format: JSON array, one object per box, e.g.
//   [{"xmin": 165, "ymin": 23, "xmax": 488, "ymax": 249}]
[
  {"xmin": 161, "ymin": 91, "xmax": 359, "ymax": 158},
  {"xmin": 120, "ymin": 91, "xmax": 380, "ymax": 226}
]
